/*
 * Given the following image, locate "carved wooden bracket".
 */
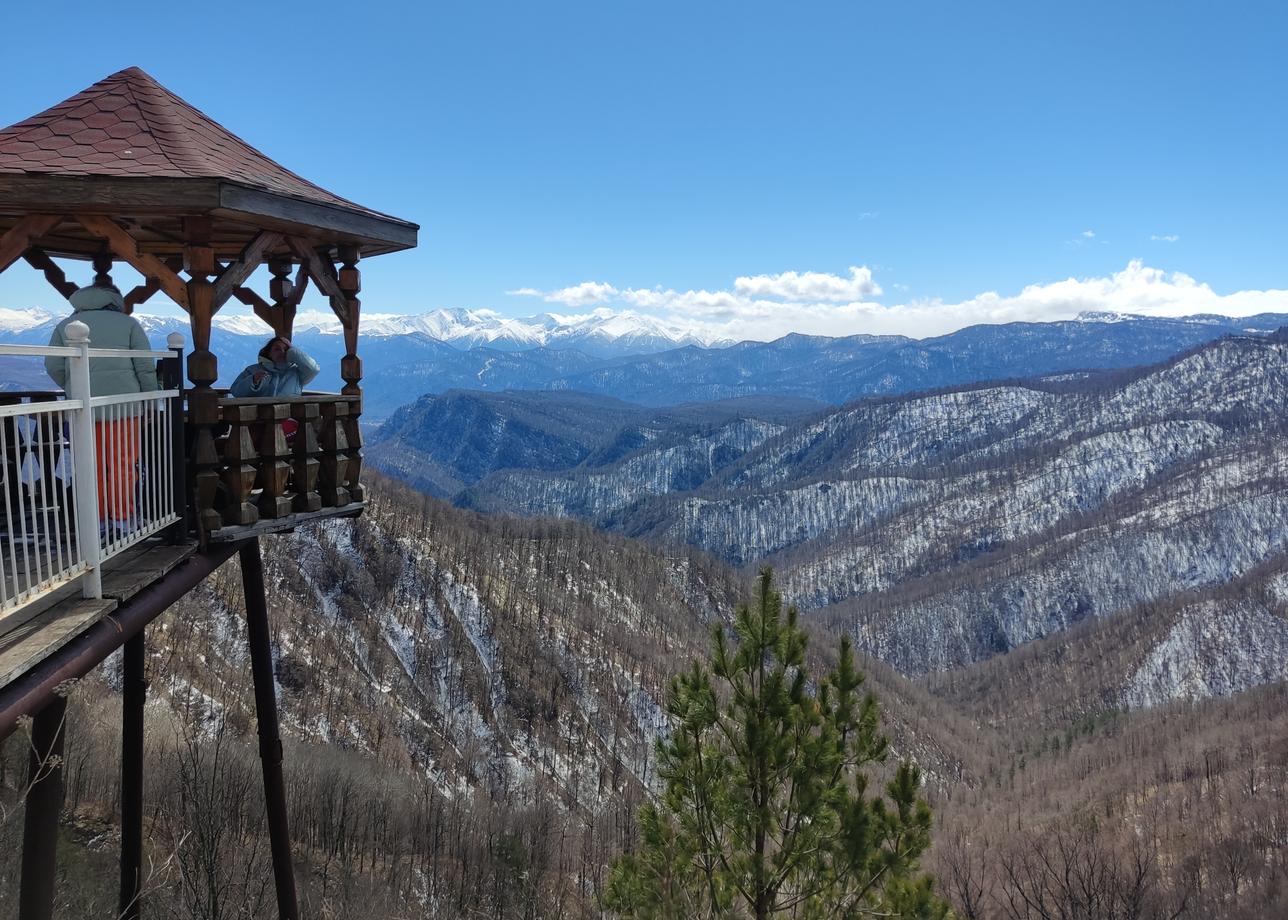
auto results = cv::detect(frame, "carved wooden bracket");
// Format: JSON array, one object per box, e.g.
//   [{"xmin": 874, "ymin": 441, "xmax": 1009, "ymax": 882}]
[
  {"xmin": 22, "ymin": 248, "xmax": 79, "ymax": 300},
  {"xmin": 211, "ymin": 231, "xmax": 284, "ymax": 311},
  {"xmin": 0, "ymin": 215, "xmax": 60, "ymax": 275},
  {"xmin": 229, "ymin": 260, "xmax": 312, "ymax": 336},
  {"xmin": 286, "ymin": 237, "xmax": 350, "ymax": 326},
  {"xmin": 122, "ymin": 258, "xmax": 184, "ymax": 313},
  {"xmin": 231, "ymin": 286, "xmax": 280, "ymax": 332},
  {"xmin": 75, "ymin": 215, "xmax": 190, "ymax": 311}
]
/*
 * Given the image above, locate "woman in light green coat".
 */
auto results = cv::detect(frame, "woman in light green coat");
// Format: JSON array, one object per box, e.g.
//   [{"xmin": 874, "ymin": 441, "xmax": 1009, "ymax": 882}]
[
  {"xmin": 44, "ymin": 283, "xmax": 158, "ymax": 398},
  {"xmin": 44, "ymin": 283, "xmax": 159, "ymax": 529}
]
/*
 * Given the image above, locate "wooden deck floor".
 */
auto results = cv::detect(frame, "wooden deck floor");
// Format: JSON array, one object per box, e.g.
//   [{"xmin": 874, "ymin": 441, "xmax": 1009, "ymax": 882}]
[
  {"xmin": 207, "ymin": 500, "xmax": 365, "ymax": 541},
  {"xmin": 0, "ymin": 540, "xmax": 198, "ymax": 689}
]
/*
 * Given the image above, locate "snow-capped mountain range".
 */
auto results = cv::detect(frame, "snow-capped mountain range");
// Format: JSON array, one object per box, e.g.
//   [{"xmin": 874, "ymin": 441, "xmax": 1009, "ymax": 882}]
[
  {"xmin": 6, "ymin": 304, "xmax": 1287, "ymax": 422},
  {"xmin": 0, "ymin": 305, "xmax": 728, "ymax": 356}
]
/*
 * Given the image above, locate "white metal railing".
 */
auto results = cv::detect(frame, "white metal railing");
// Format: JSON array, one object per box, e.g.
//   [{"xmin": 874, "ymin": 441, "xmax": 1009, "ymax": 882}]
[
  {"xmin": 0, "ymin": 322, "xmax": 183, "ymax": 619},
  {"xmin": 0, "ymin": 396, "xmax": 81, "ymax": 612}
]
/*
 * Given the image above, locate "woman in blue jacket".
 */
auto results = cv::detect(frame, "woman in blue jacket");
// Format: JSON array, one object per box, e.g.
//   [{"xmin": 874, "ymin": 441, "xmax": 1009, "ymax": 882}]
[{"xmin": 229, "ymin": 336, "xmax": 320, "ymax": 397}]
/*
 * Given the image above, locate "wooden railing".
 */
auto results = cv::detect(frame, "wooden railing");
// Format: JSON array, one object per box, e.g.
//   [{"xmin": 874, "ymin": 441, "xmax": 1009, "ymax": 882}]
[{"xmin": 188, "ymin": 393, "xmax": 364, "ymax": 541}]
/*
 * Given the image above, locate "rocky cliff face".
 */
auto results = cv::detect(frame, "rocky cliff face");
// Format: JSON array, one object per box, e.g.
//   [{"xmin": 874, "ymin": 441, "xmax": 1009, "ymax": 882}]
[{"xmin": 157, "ymin": 476, "xmax": 741, "ymax": 811}]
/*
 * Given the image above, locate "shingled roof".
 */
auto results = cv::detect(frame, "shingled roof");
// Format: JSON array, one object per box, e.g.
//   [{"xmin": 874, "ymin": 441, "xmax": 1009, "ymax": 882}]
[
  {"xmin": 0, "ymin": 67, "xmax": 416, "ymax": 257},
  {"xmin": 0, "ymin": 67, "xmax": 391, "ymax": 217}
]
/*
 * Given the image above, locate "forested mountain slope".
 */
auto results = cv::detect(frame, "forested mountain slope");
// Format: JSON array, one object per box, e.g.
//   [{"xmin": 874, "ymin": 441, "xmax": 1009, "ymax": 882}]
[
  {"xmin": 0, "ymin": 473, "xmax": 981, "ymax": 917},
  {"xmin": 2, "ymin": 469, "xmax": 1284, "ymax": 917},
  {"xmin": 445, "ymin": 333, "xmax": 1288, "ymax": 684},
  {"xmin": 368, "ymin": 391, "xmax": 821, "ymax": 498}
]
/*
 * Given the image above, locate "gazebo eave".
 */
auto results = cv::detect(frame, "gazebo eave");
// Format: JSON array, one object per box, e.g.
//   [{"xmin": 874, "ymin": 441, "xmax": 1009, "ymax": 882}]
[{"xmin": 0, "ymin": 173, "xmax": 418, "ymax": 258}]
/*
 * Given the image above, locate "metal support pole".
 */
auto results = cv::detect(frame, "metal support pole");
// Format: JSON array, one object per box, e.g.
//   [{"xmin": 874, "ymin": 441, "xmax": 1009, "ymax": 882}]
[
  {"xmin": 120, "ymin": 630, "xmax": 146, "ymax": 920},
  {"xmin": 18, "ymin": 695, "xmax": 68, "ymax": 920},
  {"xmin": 240, "ymin": 537, "xmax": 299, "ymax": 920},
  {"xmin": 0, "ymin": 543, "xmax": 241, "ymax": 744}
]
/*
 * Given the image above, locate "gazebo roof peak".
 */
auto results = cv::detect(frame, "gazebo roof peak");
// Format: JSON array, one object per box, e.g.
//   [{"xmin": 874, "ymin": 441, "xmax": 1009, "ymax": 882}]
[
  {"xmin": 0, "ymin": 67, "xmax": 416, "ymax": 257},
  {"xmin": 1, "ymin": 67, "xmax": 383, "ymax": 217}
]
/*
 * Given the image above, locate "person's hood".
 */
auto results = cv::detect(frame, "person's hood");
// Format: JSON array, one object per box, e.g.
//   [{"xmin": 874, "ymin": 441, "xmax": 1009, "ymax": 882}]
[{"xmin": 69, "ymin": 285, "xmax": 125, "ymax": 312}]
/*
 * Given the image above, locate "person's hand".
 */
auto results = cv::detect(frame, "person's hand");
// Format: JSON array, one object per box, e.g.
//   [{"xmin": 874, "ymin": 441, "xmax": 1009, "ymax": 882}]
[
  {"xmin": 252, "ymin": 370, "xmax": 267, "ymax": 386},
  {"xmin": 277, "ymin": 336, "xmax": 291, "ymax": 349}
]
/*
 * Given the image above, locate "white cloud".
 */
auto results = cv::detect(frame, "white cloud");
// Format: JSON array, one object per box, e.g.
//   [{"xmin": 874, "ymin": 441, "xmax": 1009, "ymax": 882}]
[
  {"xmin": 507, "ymin": 261, "xmax": 1288, "ymax": 342},
  {"xmin": 538, "ymin": 281, "xmax": 619, "ymax": 307},
  {"xmin": 1151, "ymin": 234, "xmax": 1180, "ymax": 243},
  {"xmin": 506, "ymin": 287, "xmax": 544, "ymax": 297},
  {"xmin": 733, "ymin": 266, "xmax": 881, "ymax": 302},
  {"xmin": 1067, "ymin": 229, "xmax": 1102, "ymax": 247}
]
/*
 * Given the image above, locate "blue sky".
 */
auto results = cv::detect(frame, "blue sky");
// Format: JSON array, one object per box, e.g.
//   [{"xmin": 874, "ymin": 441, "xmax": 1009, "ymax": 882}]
[{"xmin": 1, "ymin": 0, "xmax": 1285, "ymax": 339}]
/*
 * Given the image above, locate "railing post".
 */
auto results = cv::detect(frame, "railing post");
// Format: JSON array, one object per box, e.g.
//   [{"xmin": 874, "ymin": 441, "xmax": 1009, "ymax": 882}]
[
  {"xmin": 255, "ymin": 402, "xmax": 293, "ymax": 519},
  {"xmin": 165, "ymin": 333, "xmax": 189, "ymax": 543},
  {"xmin": 64, "ymin": 321, "xmax": 101, "ymax": 599},
  {"xmin": 318, "ymin": 400, "xmax": 350, "ymax": 508},
  {"xmin": 290, "ymin": 401, "xmax": 321, "ymax": 513},
  {"xmin": 221, "ymin": 403, "xmax": 260, "ymax": 527}
]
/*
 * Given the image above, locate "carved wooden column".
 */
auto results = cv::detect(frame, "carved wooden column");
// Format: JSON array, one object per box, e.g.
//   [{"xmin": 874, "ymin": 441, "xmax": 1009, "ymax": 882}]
[
  {"xmin": 290, "ymin": 402, "xmax": 322, "ymax": 513},
  {"xmin": 92, "ymin": 251, "xmax": 113, "ymax": 287},
  {"xmin": 184, "ymin": 217, "xmax": 222, "ymax": 537},
  {"xmin": 255, "ymin": 403, "xmax": 293, "ymax": 519},
  {"xmin": 221, "ymin": 403, "xmax": 260, "ymax": 526},
  {"xmin": 268, "ymin": 257, "xmax": 297, "ymax": 338},
  {"xmin": 337, "ymin": 245, "xmax": 363, "ymax": 502}
]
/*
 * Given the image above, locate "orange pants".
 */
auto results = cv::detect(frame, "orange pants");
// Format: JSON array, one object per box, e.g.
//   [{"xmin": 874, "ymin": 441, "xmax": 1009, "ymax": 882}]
[{"xmin": 95, "ymin": 418, "xmax": 140, "ymax": 523}]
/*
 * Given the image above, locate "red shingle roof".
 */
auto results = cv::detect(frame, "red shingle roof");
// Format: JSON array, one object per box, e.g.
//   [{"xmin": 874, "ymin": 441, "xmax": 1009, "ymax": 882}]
[{"xmin": 0, "ymin": 67, "xmax": 392, "ymax": 221}]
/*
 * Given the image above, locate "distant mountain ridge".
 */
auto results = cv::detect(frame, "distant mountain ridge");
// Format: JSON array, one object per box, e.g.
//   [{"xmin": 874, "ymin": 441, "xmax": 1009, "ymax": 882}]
[
  {"xmin": 4, "ymin": 306, "xmax": 1287, "ymax": 420},
  {"xmin": 0, "ymin": 305, "xmax": 731, "ymax": 357}
]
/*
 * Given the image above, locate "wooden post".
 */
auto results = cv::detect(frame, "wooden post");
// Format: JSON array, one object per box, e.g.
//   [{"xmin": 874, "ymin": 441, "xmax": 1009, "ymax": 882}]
[
  {"xmin": 239, "ymin": 538, "xmax": 300, "ymax": 920},
  {"xmin": 184, "ymin": 217, "xmax": 222, "ymax": 539},
  {"xmin": 18, "ymin": 695, "xmax": 68, "ymax": 920},
  {"xmin": 256, "ymin": 402, "xmax": 293, "ymax": 519},
  {"xmin": 120, "ymin": 631, "xmax": 146, "ymax": 920},
  {"xmin": 317, "ymin": 400, "xmax": 350, "ymax": 508},
  {"xmin": 220, "ymin": 403, "xmax": 260, "ymax": 526},
  {"xmin": 268, "ymin": 257, "xmax": 297, "ymax": 338},
  {"xmin": 337, "ymin": 245, "xmax": 363, "ymax": 501},
  {"xmin": 92, "ymin": 251, "xmax": 114, "ymax": 288},
  {"xmin": 290, "ymin": 402, "xmax": 322, "ymax": 513}
]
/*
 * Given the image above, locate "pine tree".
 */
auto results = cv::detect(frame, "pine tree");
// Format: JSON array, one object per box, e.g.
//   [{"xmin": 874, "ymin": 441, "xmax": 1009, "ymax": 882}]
[{"xmin": 604, "ymin": 568, "xmax": 948, "ymax": 919}]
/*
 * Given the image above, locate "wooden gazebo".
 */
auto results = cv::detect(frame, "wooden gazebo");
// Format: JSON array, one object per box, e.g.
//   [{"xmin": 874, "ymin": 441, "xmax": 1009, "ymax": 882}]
[
  {"xmin": 0, "ymin": 67, "xmax": 417, "ymax": 919},
  {"xmin": 0, "ymin": 65, "xmax": 418, "ymax": 538}
]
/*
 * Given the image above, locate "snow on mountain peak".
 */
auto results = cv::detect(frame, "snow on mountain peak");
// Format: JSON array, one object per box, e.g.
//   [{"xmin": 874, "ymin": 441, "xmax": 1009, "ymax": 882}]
[
  {"xmin": 201, "ymin": 307, "xmax": 727, "ymax": 354},
  {"xmin": 0, "ymin": 301, "xmax": 714, "ymax": 354},
  {"xmin": 0, "ymin": 307, "xmax": 55, "ymax": 333},
  {"xmin": 1075, "ymin": 310, "xmax": 1137, "ymax": 323}
]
